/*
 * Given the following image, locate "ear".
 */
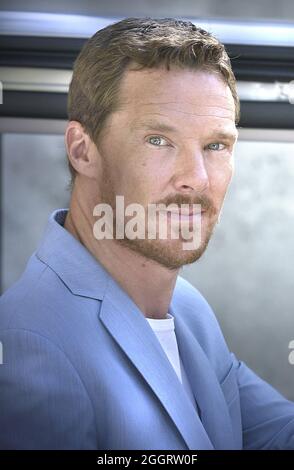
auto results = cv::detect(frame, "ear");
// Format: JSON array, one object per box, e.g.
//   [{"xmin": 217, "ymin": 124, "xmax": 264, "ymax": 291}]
[{"xmin": 65, "ymin": 121, "xmax": 98, "ymax": 179}]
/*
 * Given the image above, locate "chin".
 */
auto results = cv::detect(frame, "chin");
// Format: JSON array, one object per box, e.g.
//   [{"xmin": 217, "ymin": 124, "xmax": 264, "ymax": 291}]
[{"xmin": 117, "ymin": 236, "xmax": 211, "ymax": 270}]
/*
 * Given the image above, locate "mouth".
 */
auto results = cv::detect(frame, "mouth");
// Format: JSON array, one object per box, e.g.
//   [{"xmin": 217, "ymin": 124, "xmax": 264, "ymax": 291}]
[
  {"xmin": 166, "ymin": 209, "xmax": 206, "ymax": 221},
  {"xmin": 169, "ymin": 205, "xmax": 206, "ymax": 215}
]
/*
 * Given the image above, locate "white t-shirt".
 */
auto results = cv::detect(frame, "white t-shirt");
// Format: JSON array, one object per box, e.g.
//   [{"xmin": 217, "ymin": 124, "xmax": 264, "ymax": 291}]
[{"xmin": 145, "ymin": 313, "xmax": 198, "ymax": 411}]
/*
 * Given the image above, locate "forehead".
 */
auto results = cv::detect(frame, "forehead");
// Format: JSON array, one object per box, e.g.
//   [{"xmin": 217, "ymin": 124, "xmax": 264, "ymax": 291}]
[{"xmin": 116, "ymin": 66, "xmax": 236, "ymax": 125}]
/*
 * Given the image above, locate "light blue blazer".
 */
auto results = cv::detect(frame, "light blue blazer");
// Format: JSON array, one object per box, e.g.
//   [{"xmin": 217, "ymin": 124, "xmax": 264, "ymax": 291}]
[{"xmin": 0, "ymin": 209, "xmax": 294, "ymax": 450}]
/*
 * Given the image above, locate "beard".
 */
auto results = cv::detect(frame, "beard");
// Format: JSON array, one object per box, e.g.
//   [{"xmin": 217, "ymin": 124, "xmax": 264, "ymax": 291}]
[
  {"xmin": 117, "ymin": 224, "xmax": 215, "ymax": 270},
  {"xmin": 115, "ymin": 205, "xmax": 217, "ymax": 271},
  {"xmin": 97, "ymin": 173, "xmax": 218, "ymax": 271}
]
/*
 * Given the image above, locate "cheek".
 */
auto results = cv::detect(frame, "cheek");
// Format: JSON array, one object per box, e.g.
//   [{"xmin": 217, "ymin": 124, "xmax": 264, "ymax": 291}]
[
  {"xmin": 209, "ymin": 161, "xmax": 233, "ymax": 202},
  {"xmin": 222, "ymin": 160, "xmax": 234, "ymax": 187},
  {"xmin": 128, "ymin": 158, "xmax": 168, "ymax": 201},
  {"xmin": 109, "ymin": 165, "xmax": 153, "ymax": 205}
]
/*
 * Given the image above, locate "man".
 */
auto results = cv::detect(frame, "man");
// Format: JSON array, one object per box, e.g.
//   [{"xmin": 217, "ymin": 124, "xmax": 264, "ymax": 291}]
[{"xmin": 0, "ymin": 17, "xmax": 293, "ymax": 450}]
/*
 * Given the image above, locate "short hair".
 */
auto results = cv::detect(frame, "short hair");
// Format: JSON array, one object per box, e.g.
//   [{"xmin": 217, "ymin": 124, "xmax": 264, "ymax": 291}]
[{"xmin": 67, "ymin": 17, "xmax": 240, "ymax": 189}]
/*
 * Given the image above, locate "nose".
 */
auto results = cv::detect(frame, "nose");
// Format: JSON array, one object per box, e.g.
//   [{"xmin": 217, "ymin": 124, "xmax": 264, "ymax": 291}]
[{"xmin": 172, "ymin": 148, "xmax": 210, "ymax": 194}]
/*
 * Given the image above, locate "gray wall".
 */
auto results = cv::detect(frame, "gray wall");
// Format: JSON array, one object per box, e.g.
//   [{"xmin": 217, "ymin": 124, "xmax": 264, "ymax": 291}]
[{"xmin": 2, "ymin": 133, "xmax": 70, "ymax": 289}]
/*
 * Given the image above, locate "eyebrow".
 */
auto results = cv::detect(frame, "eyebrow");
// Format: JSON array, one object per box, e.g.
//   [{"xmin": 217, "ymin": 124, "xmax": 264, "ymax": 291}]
[
  {"xmin": 133, "ymin": 120, "xmax": 177, "ymax": 133},
  {"xmin": 134, "ymin": 119, "xmax": 238, "ymax": 142},
  {"xmin": 211, "ymin": 130, "xmax": 239, "ymax": 142}
]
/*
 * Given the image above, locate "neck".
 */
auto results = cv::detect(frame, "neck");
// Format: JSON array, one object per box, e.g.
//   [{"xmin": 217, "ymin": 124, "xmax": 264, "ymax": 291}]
[{"xmin": 63, "ymin": 188, "xmax": 179, "ymax": 320}]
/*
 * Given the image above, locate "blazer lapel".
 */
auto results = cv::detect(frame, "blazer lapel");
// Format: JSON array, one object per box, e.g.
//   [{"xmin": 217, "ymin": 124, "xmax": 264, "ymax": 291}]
[
  {"xmin": 36, "ymin": 208, "xmax": 233, "ymax": 449},
  {"xmin": 99, "ymin": 277, "xmax": 213, "ymax": 450},
  {"xmin": 169, "ymin": 305, "xmax": 235, "ymax": 449}
]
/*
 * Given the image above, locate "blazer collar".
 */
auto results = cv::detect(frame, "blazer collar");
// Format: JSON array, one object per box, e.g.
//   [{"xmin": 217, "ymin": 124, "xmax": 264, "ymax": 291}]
[{"xmin": 36, "ymin": 208, "xmax": 110, "ymax": 300}]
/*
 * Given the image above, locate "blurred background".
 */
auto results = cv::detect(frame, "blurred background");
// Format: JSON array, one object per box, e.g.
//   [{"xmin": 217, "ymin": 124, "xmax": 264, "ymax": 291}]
[{"xmin": 0, "ymin": 1, "xmax": 294, "ymax": 400}]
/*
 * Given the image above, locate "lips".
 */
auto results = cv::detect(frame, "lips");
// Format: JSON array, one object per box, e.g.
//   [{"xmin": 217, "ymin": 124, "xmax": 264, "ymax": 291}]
[{"xmin": 168, "ymin": 209, "xmax": 205, "ymax": 216}]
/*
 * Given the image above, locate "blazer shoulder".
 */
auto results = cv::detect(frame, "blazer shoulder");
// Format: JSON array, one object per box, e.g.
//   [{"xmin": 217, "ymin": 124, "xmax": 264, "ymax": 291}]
[
  {"xmin": 0, "ymin": 252, "xmax": 86, "ymax": 332},
  {"xmin": 0, "ymin": 253, "xmax": 49, "ymax": 327}
]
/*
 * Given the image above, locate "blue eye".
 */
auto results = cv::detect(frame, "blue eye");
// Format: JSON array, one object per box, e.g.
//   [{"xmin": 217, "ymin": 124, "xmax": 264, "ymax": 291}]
[
  {"xmin": 148, "ymin": 136, "xmax": 169, "ymax": 146},
  {"xmin": 207, "ymin": 143, "xmax": 226, "ymax": 151}
]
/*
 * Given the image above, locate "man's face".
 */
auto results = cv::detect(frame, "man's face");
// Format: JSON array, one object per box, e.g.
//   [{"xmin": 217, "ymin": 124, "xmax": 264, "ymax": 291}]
[{"xmin": 93, "ymin": 66, "xmax": 238, "ymax": 270}]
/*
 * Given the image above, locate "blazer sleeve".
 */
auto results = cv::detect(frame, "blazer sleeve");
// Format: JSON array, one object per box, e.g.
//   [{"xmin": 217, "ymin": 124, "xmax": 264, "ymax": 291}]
[
  {"xmin": 0, "ymin": 328, "xmax": 97, "ymax": 449},
  {"xmin": 232, "ymin": 353, "xmax": 294, "ymax": 449}
]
